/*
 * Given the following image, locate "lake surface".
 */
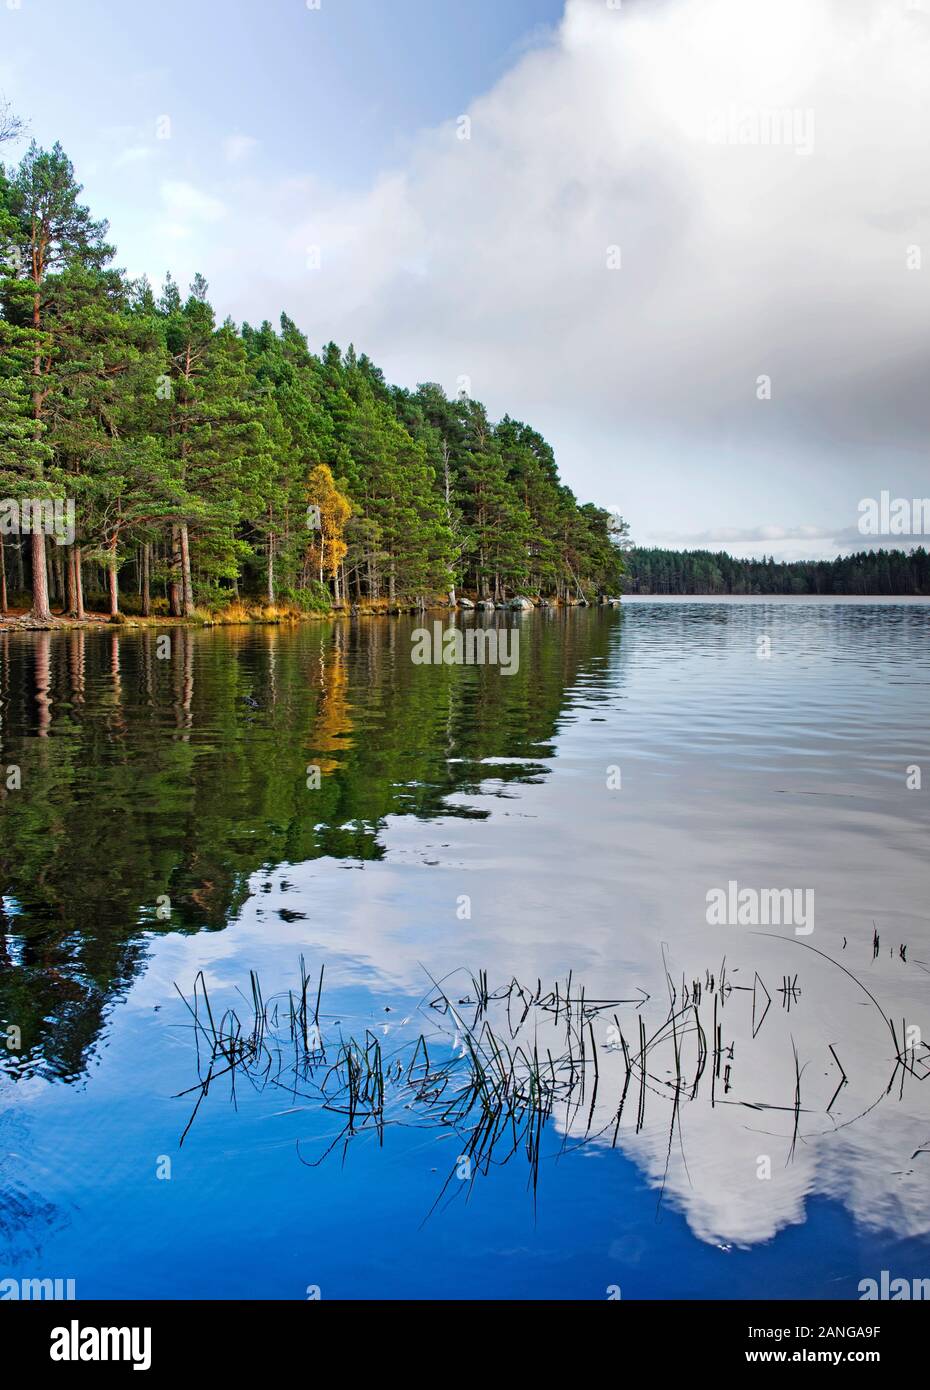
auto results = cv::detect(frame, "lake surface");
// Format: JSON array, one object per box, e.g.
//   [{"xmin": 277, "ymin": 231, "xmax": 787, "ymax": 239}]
[{"xmin": 1, "ymin": 599, "xmax": 928, "ymax": 1300}]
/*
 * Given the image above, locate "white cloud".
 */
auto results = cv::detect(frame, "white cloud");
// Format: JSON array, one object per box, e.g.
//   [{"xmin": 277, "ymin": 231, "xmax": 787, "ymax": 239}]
[
  {"xmin": 223, "ymin": 133, "xmax": 259, "ymax": 164},
  {"xmin": 643, "ymin": 520, "xmax": 930, "ymax": 562},
  {"xmin": 113, "ymin": 145, "xmax": 152, "ymax": 169},
  {"xmin": 158, "ymin": 222, "xmax": 195, "ymax": 243},
  {"xmin": 160, "ymin": 180, "xmax": 227, "ymax": 223},
  {"xmin": 202, "ymin": 0, "xmax": 930, "ymax": 552},
  {"xmin": 150, "ymin": 183, "xmax": 228, "ymax": 260}
]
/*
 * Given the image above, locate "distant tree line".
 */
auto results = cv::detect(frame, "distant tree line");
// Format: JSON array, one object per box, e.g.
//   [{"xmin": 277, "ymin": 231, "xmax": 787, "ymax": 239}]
[
  {"xmin": 0, "ymin": 131, "xmax": 625, "ymax": 620},
  {"xmin": 623, "ymin": 547, "xmax": 930, "ymax": 596}
]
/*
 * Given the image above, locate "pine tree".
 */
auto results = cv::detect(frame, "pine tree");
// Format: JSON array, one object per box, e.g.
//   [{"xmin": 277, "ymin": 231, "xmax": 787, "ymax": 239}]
[
  {"xmin": 158, "ymin": 280, "xmax": 274, "ymax": 613},
  {"xmin": 2, "ymin": 138, "xmax": 632, "ymax": 617},
  {"xmin": 0, "ymin": 142, "xmax": 111, "ymax": 618}
]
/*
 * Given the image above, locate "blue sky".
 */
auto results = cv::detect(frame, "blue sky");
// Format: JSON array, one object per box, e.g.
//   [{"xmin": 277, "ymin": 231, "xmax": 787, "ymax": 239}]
[
  {"xmin": 2, "ymin": 0, "xmax": 928, "ymax": 559},
  {"xmin": 2, "ymin": 0, "xmax": 562, "ymax": 189},
  {"xmin": 0, "ymin": 0, "xmax": 564, "ymax": 299}
]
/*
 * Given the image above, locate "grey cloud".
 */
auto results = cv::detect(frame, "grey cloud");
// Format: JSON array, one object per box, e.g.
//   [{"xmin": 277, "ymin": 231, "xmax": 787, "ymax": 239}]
[{"xmin": 204, "ymin": 0, "xmax": 930, "ymax": 551}]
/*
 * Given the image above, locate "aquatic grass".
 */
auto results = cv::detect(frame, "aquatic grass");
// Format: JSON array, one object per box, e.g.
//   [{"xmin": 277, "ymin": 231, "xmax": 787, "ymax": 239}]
[
  {"xmin": 172, "ymin": 935, "xmax": 914, "ymax": 1209},
  {"xmin": 174, "ymin": 960, "xmax": 620, "ymax": 1200}
]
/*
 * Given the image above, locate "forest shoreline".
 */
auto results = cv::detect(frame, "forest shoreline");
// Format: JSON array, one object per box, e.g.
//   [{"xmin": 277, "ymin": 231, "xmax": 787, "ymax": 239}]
[
  {"xmin": 1, "ymin": 141, "xmax": 627, "ymax": 630},
  {"xmin": 0, "ymin": 593, "xmax": 619, "ymax": 631}
]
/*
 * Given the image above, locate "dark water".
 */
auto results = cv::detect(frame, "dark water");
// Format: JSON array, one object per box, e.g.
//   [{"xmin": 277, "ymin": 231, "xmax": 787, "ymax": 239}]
[{"xmin": 1, "ymin": 600, "xmax": 928, "ymax": 1299}]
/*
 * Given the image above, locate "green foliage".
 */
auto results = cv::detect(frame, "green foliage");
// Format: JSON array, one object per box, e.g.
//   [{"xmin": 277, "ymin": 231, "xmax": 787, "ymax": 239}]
[
  {"xmin": 279, "ymin": 582, "xmax": 333, "ymax": 613},
  {"xmin": 1, "ymin": 139, "xmax": 624, "ymax": 614},
  {"xmin": 624, "ymin": 547, "xmax": 930, "ymax": 596}
]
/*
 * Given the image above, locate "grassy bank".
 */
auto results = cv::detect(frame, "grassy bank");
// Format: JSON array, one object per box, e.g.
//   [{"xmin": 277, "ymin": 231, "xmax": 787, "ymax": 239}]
[{"xmin": 0, "ymin": 592, "xmax": 614, "ymax": 630}]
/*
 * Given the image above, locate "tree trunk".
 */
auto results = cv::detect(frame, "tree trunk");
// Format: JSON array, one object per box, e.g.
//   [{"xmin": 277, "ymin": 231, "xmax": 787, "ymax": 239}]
[
  {"xmin": 168, "ymin": 526, "xmax": 182, "ymax": 616},
  {"xmin": 74, "ymin": 545, "xmax": 86, "ymax": 620},
  {"xmin": 0, "ymin": 537, "xmax": 7, "ymax": 614},
  {"xmin": 443, "ymin": 441, "xmax": 456, "ymax": 607},
  {"xmin": 53, "ymin": 544, "xmax": 65, "ymax": 606},
  {"xmin": 46, "ymin": 541, "xmax": 57, "ymax": 604},
  {"xmin": 108, "ymin": 538, "xmax": 120, "ymax": 616},
  {"xmin": 66, "ymin": 546, "xmax": 77, "ymax": 616},
  {"xmin": 180, "ymin": 523, "xmax": 194, "ymax": 617},
  {"xmin": 141, "ymin": 543, "xmax": 151, "ymax": 617},
  {"xmin": 267, "ymin": 530, "xmax": 275, "ymax": 603},
  {"xmin": 30, "ymin": 531, "xmax": 52, "ymax": 621}
]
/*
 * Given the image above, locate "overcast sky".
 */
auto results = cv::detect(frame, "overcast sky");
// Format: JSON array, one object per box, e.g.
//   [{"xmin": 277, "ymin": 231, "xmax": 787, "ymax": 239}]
[{"xmin": 2, "ymin": 0, "xmax": 928, "ymax": 559}]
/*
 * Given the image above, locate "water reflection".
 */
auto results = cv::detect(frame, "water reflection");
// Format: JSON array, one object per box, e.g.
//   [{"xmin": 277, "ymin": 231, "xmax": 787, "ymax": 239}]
[
  {"xmin": 0, "ymin": 613, "xmax": 611, "ymax": 1079},
  {"xmin": 1, "ymin": 603, "xmax": 928, "ymax": 1294}
]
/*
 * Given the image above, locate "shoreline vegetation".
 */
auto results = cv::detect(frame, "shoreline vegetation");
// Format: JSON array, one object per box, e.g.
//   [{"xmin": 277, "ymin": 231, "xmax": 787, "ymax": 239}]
[
  {"xmin": 0, "ymin": 590, "xmax": 620, "ymax": 631},
  {"xmin": 0, "ymin": 137, "xmax": 628, "ymax": 628}
]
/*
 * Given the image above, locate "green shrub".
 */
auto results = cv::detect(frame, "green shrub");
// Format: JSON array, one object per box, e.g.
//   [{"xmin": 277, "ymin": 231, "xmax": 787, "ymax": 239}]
[{"xmin": 279, "ymin": 582, "xmax": 332, "ymax": 614}]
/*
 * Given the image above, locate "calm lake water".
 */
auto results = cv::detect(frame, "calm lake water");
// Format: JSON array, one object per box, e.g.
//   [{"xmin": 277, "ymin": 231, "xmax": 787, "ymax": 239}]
[{"xmin": 1, "ymin": 599, "xmax": 928, "ymax": 1300}]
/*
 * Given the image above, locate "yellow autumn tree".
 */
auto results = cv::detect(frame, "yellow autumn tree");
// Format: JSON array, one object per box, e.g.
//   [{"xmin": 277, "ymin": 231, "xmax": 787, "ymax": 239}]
[{"xmin": 306, "ymin": 464, "xmax": 351, "ymax": 599}]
